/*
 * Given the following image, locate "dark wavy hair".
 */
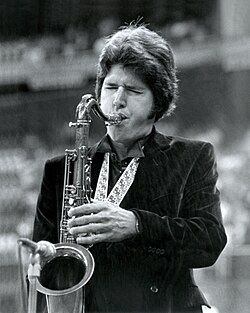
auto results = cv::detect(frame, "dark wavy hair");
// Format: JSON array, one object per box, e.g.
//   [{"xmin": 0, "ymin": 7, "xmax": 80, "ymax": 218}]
[{"xmin": 95, "ymin": 24, "xmax": 178, "ymax": 121}]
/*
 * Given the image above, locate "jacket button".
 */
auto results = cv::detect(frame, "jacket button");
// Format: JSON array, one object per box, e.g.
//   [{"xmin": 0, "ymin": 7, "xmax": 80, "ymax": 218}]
[{"xmin": 150, "ymin": 286, "xmax": 159, "ymax": 293}]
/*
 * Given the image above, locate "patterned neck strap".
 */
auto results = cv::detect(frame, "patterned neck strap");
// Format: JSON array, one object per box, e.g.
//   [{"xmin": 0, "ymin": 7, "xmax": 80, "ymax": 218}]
[{"xmin": 94, "ymin": 153, "xmax": 140, "ymax": 205}]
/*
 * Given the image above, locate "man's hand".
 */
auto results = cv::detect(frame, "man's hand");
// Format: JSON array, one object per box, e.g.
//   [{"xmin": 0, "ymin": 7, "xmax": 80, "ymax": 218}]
[{"xmin": 68, "ymin": 200, "xmax": 138, "ymax": 245}]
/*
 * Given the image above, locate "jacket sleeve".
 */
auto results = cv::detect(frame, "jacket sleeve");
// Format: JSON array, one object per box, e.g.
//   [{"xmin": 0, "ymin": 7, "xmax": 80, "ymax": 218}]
[
  {"xmin": 132, "ymin": 142, "xmax": 227, "ymax": 268},
  {"xmin": 32, "ymin": 159, "xmax": 59, "ymax": 244}
]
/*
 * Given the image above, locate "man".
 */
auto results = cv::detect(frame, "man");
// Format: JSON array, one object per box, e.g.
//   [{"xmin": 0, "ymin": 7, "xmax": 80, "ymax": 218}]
[{"xmin": 33, "ymin": 24, "xmax": 227, "ymax": 313}]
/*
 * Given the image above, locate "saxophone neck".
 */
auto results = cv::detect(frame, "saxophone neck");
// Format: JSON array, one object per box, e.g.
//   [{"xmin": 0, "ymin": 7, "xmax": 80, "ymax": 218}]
[
  {"xmin": 75, "ymin": 94, "xmax": 96, "ymax": 122},
  {"xmin": 74, "ymin": 93, "xmax": 123, "ymax": 126}
]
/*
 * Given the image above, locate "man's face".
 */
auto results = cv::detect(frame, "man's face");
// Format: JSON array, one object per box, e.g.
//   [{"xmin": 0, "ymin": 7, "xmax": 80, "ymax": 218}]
[{"xmin": 100, "ymin": 64, "xmax": 155, "ymax": 145}]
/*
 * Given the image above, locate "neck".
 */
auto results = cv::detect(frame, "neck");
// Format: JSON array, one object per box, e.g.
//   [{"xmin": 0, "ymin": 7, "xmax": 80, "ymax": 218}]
[
  {"xmin": 109, "ymin": 138, "xmax": 133, "ymax": 160},
  {"xmin": 107, "ymin": 130, "xmax": 152, "ymax": 161},
  {"xmin": 112, "ymin": 138, "xmax": 135, "ymax": 149}
]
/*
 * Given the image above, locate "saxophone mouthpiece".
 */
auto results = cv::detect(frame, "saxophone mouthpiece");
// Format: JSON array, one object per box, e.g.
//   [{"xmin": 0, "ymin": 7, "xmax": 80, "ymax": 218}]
[{"xmin": 105, "ymin": 113, "xmax": 123, "ymax": 125}]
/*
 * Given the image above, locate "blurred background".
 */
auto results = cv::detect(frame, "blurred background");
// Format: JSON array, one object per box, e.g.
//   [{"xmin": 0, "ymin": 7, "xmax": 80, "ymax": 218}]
[{"xmin": 0, "ymin": 0, "xmax": 250, "ymax": 312}]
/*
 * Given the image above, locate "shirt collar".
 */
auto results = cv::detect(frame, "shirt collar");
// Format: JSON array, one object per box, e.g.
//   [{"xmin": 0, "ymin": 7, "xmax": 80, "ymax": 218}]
[{"xmin": 96, "ymin": 133, "xmax": 149, "ymax": 161}]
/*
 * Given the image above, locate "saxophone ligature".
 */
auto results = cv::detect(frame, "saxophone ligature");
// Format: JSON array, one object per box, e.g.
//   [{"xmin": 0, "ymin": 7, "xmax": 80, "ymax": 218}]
[{"xmin": 35, "ymin": 94, "xmax": 122, "ymax": 310}]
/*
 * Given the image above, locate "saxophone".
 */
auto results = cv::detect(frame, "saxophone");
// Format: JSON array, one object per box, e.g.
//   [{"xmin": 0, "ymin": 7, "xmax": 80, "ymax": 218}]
[{"xmin": 35, "ymin": 94, "xmax": 122, "ymax": 312}]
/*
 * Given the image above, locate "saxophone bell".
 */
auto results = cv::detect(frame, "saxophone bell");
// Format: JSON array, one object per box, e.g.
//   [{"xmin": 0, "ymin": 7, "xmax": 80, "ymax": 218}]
[{"xmin": 36, "ymin": 243, "xmax": 94, "ymax": 296}]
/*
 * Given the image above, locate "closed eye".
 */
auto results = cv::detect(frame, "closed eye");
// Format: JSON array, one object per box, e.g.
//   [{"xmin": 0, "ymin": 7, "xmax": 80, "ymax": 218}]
[
  {"xmin": 105, "ymin": 85, "xmax": 118, "ymax": 90},
  {"xmin": 126, "ymin": 87, "xmax": 143, "ymax": 94},
  {"xmin": 104, "ymin": 82, "xmax": 118, "ymax": 89}
]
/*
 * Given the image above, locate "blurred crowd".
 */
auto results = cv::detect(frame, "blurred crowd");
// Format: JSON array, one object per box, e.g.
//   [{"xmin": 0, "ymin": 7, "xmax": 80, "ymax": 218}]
[{"xmin": 0, "ymin": 18, "xmax": 211, "ymax": 80}]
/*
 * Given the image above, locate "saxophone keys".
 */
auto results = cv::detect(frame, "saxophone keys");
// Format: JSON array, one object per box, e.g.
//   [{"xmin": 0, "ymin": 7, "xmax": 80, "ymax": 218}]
[{"xmin": 68, "ymin": 198, "xmax": 74, "ymax": 205}]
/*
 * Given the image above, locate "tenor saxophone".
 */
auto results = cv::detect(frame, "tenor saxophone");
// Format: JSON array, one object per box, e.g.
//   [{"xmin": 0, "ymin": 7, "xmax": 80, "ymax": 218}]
[{"xmin": 35, "ymin": 94, "xmax": 122, "ymax": 311}]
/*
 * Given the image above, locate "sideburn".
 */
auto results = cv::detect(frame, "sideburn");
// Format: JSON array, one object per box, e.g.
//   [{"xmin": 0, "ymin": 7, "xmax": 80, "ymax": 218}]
[{"xmin": 147, "ymin": 108, "xmax": 156, "ymax": 121}]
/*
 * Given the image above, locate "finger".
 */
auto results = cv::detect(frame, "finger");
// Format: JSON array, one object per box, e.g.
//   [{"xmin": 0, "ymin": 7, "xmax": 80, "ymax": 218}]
[
  {"xmin": 69, "ymin": 223, "xmax": 109, "ymax": 236},
  {"xmin": 68, "ymin": 213, "xmax": 105, "ymax": 228},
  {"xmin": 90, "ymin": 199, "xmax": 108, "ymax": 205},
  {"xmin": 90, "ymin": 199, "xmax": 99, "ymax": 203},
  {"xmin": 68, "ymin": 203, "xmax": 104, "ymax": 217},
  {"xmin": 76, "ymin": 233, "xmax": 106, "ymax": 245}
]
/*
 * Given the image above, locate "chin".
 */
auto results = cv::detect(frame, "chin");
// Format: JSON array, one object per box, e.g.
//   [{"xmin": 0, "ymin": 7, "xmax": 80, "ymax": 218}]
[{"xmin": 108, "ymin": 128, "xmax": 129, "ymax": 143}]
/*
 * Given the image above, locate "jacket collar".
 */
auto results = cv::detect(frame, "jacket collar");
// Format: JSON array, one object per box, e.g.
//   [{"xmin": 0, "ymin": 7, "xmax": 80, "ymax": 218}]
[{"xmin": 143, "ymin": 126, "xmax": 172, "ymax": 159}]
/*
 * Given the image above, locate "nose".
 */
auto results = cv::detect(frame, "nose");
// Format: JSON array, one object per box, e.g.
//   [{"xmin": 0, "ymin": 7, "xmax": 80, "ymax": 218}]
[{"xmin": 113, "ymin": 86, "xmax": 126, "ymax": 109}]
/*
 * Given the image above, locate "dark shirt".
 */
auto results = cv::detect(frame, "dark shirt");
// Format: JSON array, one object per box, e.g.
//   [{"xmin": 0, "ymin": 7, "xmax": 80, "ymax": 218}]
[{"xmin": 96, "ymin": 134, "xmax": 147, "ymax": 194}]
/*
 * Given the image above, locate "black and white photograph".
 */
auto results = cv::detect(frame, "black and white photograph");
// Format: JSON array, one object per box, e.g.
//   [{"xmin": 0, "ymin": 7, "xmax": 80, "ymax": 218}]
[{"xmin": 0, "ymin": 1, "xmax": 250, "ymax": 313}]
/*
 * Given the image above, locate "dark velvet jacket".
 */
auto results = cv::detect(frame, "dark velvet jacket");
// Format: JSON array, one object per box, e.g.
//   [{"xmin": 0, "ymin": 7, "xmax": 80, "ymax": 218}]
[{"xmin": 33, "ymin": 129, "xmax": 227, "ymax": 313}]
